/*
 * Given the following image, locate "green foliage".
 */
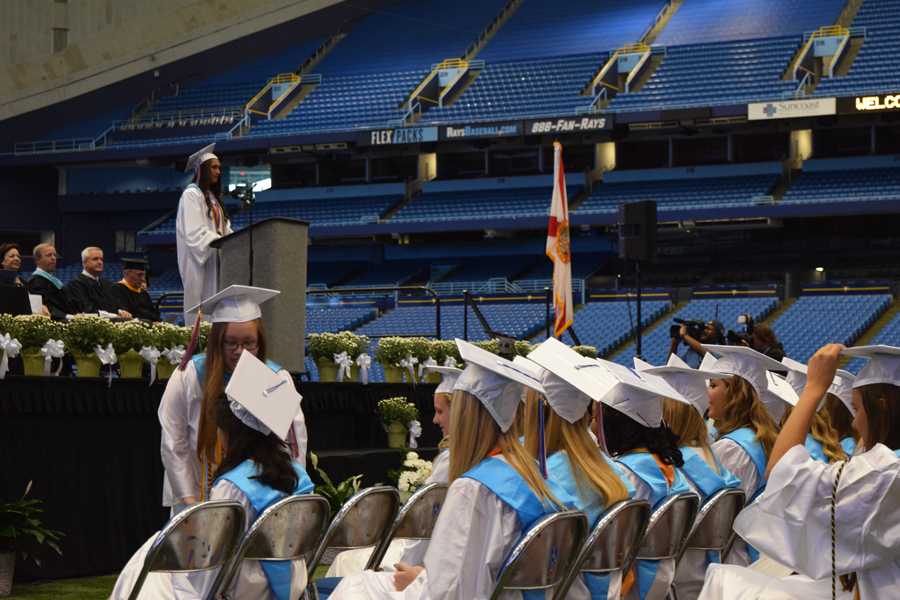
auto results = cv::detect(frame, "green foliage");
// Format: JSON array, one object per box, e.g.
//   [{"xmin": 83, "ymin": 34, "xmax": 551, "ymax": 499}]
[
  {"xmin": 12, "ymin": 316, "xmax": 65, "ymax": 350},
  {"xmin": 406, "ymin": 336, "xmax": 432, "ymax": 363},
  {"xmin": 473, "ymin": 339, "xmax": 500, "ymax": 354},
  {"xmin": 62, "ymin": 315, "xmax": 116, "ymax": 355},
  {"xmin": 377, "ymin": 396, "xmax": 419, "ymax": 425},
  {"xmin": 197, "ymin": 320, "xmax": 212, "ymax": 352},
  {"xmin": 429, "ymin": 339, "xmax": 460, "ymax": 365},
  {"xmin": 309, "ymin": 452, "xmax": 362, "ymax": 516},
  {"xmin": 0, "ymin": 313, "xmax": 18, "ymax": 338},
  {"xmin": 150, "ymin": 322, "xmax": 190, "ymax": 350},
  {"xmin": 307, "ymin": 331, "xmax": 370, "ymax": 361},
  {"xmin": 112, "ymin": 321, "xmax": 152, "ymax": 354},
  {"xmin": 374, "ymin": 336, "xmax": 410, "ymax": 366},
  {"xmin": 515, "ymin": 340, "xmax": 534, "ymax": 357},
  {"xmin": 572, "ymin": 345, "xmax": 598, "ymax": 358},
  {"xmin": 0, "ymin": 481, "xmax": 63, "ymax": 567}
]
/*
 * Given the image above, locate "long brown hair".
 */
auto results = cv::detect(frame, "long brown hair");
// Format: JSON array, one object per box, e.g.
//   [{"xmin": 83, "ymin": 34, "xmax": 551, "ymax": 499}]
[
  {"xmin": 663, "ymin": 398, "xmax": 711, "ymax": 452},
  {"xmin": 779, "ymin": 405, "xmax": 847, "ymax": 463},
  {"xmin": 448, "ymin": 389, "xmax": 559, "ymax": 505},
  {"xmin": 523, "ymin": 389, "xmax": 629, "ymax": 508},
  {"xmin": 196, "ymin": 319, "xmax": 268, "ymax": 466},
  {"xmin": 713, "ymin": 376, "xmax": 779, "ymax": 459},
  {"xmin": 858, "ymin": 383, "xmax": 900, "ymax": 451},
  {"xmin": 823, "ymin": 393, "xmax": 857, "ymax": 443}
]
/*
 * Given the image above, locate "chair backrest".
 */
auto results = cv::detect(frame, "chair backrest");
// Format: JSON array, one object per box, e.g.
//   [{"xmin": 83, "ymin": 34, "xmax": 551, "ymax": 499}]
[
  {"xmin": 364, "ymin": 482, "xmax": 449, "ymax": 571},
  {"xmin": 635, "ymin": 492, "xmax": 700, "ymax": 561},
  {"xmin": 306, "ymin": 485, "xmax": 400, "ymax": 578},
  {"xmin": 209, "ymin": 494, "xmax": 331, "ymax": 599},
  {"xmin": 678, "ymin": 488, "xmax": 745, "ymax": 562},
  {"xmin": 126, "ymin": 500, "xmax": 245, "ymax": 600},
  {"xmin": 552, "ymin": 499, "xmax": 652, "ymax": 600},
  {"xmin": 490, "ymin": 510, "xmax": 588, "ymax": 600}
]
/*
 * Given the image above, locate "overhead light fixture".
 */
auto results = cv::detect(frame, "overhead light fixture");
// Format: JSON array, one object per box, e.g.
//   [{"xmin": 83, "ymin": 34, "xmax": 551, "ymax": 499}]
[{"xmin": 815, "ymin": 267, "xmax": 825, "ymax": 272}]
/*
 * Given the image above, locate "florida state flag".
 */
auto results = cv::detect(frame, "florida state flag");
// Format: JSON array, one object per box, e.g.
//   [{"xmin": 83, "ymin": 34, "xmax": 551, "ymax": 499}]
[{"xmin": 546, "ymin": 141, "xmax": 573, "ymax": 338}]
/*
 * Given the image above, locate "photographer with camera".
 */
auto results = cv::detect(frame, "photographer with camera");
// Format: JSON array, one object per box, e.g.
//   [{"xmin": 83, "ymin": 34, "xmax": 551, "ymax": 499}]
[
  {"xmin": 669, "ymin": 319, "xmax": 724, "ymax": 368},
  {"xmin": 726, "ymin": 316, "xmax": 785, "ymax": 362}
]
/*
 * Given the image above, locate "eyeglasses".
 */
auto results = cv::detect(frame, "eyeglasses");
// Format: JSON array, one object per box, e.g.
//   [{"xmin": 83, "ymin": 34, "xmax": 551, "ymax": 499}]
[{"xmin": 223, "ymin": 340, "xmax": 259, "ymax": 353}]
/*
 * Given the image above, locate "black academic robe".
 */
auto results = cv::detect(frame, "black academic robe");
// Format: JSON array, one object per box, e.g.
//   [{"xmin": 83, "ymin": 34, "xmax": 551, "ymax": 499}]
[
  {"xmin": 63, "ymin": 274, "xmax": 121, "ymax": 314},
  {"xmin": 109, "ymin": 282, "xmax": 161, "ymax": 322},
  {"xmin": 27, "ymin": 274, "xmax": 73, "ymax": 320}
]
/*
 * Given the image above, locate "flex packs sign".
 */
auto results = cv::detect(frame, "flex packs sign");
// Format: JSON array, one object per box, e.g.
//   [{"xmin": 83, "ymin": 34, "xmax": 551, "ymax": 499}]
[
  {"xmin": 525, "ymin": 116, "xmax": 608, "ymax": 135},
  {"xmin": 747, "ymin": 98, "xmax": 836, "ymax": 120},
  {"xmin": 364, "ymin": 126, "xmax": 439, "ymax": 146}
]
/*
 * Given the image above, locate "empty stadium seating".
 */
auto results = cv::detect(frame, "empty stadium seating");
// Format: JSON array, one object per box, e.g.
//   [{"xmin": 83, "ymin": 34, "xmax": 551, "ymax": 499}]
[
  {"xmin": 608, "ymin": 37, "xmax": 801, "ymax": 112},
  {"xmin": 845, "ymin": 308, "xmax": 900, "ymax": 373},
  {"xmin": 613, "ymin": 295, "xmax": 780, "ymax": 366},
  {"xmin": 781, "ymin": 163, "xmax": 900, "ymax": 206},
  {"xmin": 307, "ymin": 305, "xmax": 376, "ymax": 333},
  {"xmin": 774, "ymin": 293, "xmax": 893, "ymax": 361},
  {"xmin": 554, "ymin": 299, "xmax": 671, "ymax": 355},
  {"xmin": 815, "ymin": 0, "xmax": 900, "ymax": 97},
  {"xmin": 478, "ymin": 0, "xmax": 664, "ymax": 62},
  {"xmin": 655, "ymin": 0, "xmax": 846, "ymax": 46},
  {"xmin": 356, "ymin": 302, "xmax": 547, "ymax": 340}
]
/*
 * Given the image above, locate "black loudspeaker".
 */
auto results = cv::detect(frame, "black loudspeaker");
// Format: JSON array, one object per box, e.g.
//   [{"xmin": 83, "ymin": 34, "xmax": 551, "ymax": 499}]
[{"xmin": 618, "ymin": 200, "xmax": 657, "ymax": 261}]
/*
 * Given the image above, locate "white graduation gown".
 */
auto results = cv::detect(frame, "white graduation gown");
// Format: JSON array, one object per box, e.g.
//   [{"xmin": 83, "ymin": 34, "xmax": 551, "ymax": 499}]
[
  {"xmin": 328, "ymin": 455, "xmax": 544, "ymax": 600},
  {"xmin": 175, "ymin": 184, "xmax": 231, "ymax": 326},
  {"xmin": 326, "ymin": 450, "xmax": 450, "ymax": 577},
  {"xmin": 698, "ymin": 444, "xmax": 900, "ymax": 600},
  {"xmin": 110, "ymin": 479, "xmax": 307, "ymax": 600},
  {"xmin": 159, "ymin": 360, "xmax": 307, "ymax": 508},
  {"xmin": 709, "ymin": 437, "xmax": 761, "ymax": 566}
]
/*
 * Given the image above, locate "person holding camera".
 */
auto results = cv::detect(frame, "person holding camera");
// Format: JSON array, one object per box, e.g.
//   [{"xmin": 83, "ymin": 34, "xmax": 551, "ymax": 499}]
[{"xmin": 670, "ymin": 320, "xmax": 723, "ymax": 368}]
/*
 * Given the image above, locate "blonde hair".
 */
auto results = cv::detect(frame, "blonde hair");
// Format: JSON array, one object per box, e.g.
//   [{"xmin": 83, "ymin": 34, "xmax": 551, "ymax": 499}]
[
  {"xmin": 713, "ymin": 376, "xmax": 779, "ymax": 459},
  {"xmin": 448, "ymin": 389, "xmax": 559, "ymax": 505},
  {"xmin": 663, "ymin": 398, "xmax": 711, "ymax": 452},
  {"xmin": 523, "ymin": 389, "xmax": 629, "ymax": 508},
  {"xmin": 780, "ymin": 405, "xmax": 847, "ymax": 463}
]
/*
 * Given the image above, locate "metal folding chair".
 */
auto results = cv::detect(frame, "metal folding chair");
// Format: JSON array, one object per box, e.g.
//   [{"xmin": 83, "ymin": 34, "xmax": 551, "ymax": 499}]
[
  {"xmin": 364, "ymin": 482, "xmax": 449, "ymax": 571},
  {"xmin": 125, "ymin": 499, "xmax": 246, "ymax": 600},
  {"xmin": 553, "ymin": 498, "xmax": 652, "ymax": 600},
  {"xmin": 208, "ymin": 494, "xmax": 331, "ymax": 600},
  {"xmin": 306, "ymin": 486, "xmax": 400, "ymax": 600},
  {"xmin": 636, "ymin": 492, "xmax": 700, "ymax": 562},
  {"xmin": 490, "ymin": 510, "xmax": 588, "ymax": 600},
  {"xmin": 669, "ymin": 488, "xmax": 745, "ymax": 600}
]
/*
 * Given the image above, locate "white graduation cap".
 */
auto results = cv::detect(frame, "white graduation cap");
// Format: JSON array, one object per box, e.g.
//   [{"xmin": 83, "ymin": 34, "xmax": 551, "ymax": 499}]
[
  {"xmin": 591, "ymin": 357, "xmax": 681, "ymax": 428},
  {"xmin": 187, "ymin": 285, "xmax": 279, "ymax": 323},
  {"xmin": 829, "ymin": 369, "xmax": 857, "ymax": 416},
  {"xmin": 635, "ymin": 354, "xmax": 721, "ymax": 417},
  {"xmin": 224, "ymin": 350, "xmax": 300, "ymax": 439},
  {"xmin": 185, "ymin": 143, "xmax": 218, "ymax": 174},
  {"xmin": 426, "ymin": 365, "xmax": 463, "ymax": 395},
  {"xmin": 703, "ymin": 344, "xmax": 785, "ymax": 402},
  {"xmin": 526, "ymin": 339, "xmax": 606, "ymax": 423},
  {"xmin": 512, "ymin": 355, "xmax": 545, "ymax": 380},
  {"xmin": 699, "ymin": 352, "xmax": 718, "ymax": 373},
  {"xmin": 763, "ymin": 372, "xmax": 797, "ymax": 423},
  {"xmin": 453, "ymin": 339, "xmax": 543, "ymax": 432},
  {"xmin": 842, "ymin": 345, "xmax": 900, "ymax": 389},
  {"xmin": 780, "ymin": 356, "xmax": 808, "ymax": 397}
]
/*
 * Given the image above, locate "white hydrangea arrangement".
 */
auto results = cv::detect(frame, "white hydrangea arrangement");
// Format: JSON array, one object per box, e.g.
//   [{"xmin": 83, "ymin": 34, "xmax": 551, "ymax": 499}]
[{"xmin": 397, "ymin": 451, "xmax": 433, "ymax": 493}]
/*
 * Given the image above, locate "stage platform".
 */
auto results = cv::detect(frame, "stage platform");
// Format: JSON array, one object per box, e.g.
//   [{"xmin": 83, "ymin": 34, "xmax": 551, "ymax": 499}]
[{"xmin": 0, "ymin": 376, "xmax": 438, "ymax": 580}]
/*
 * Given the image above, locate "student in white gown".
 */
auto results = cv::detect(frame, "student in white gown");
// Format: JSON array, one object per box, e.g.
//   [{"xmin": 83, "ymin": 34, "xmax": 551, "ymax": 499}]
[
  {"xmin": 634, "ymin": 354, "xmax": 741, "ymax": 600},
  {"xmin": 523, "ymin": 339, "xmax": 633, "ymax": 600},
  {"xmin": 700, "ymin": 345, "xmax": 782, "ymax": 565},
  {"xmin": 325, "ymin": 366, "xmax": 459, "ymax": 577},
  {"xmin": 158, "ymin": 286, "xmax": 307, "ymax": 514},
  {"xmin": 112, "ymin": 358, "xmax": 314, "ymax": 600},
  {"xmin": 328, "ymin": 339, "xmax": 560, "ymax": 600},
  {"xmin": 585, "ymin": 356, "xmax": 693, "ymax": 600},
  {"xmin": 176, "ymin": 143, "xmax": 233, "ymax": 326},
  {"xmin": 699, "ymin": 343, "xmax": 900, "ymax": 600},
  {"xmin": 778, "ymin": 356, "xmax": 849, "ymax": 463}
]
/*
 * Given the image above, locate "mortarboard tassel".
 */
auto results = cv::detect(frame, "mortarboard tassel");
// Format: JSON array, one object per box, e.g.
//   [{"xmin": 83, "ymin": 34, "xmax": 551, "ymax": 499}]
[{"xmin": 179, "ymin": 311, "xmax": 203, "ymax": 370}]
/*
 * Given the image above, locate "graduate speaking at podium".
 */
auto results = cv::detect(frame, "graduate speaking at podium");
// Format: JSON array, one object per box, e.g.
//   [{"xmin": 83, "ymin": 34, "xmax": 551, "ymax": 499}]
[
  {"xmin": 158, "ymin": 285, "xmax": 307, "ymax": 514},
  {"xmin": 176, "ymin": 143, "xmax": 232, "ymax": 327}
]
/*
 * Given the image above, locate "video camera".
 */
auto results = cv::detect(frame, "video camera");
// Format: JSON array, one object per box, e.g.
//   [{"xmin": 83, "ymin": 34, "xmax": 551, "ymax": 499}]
[
  {"xmin": 726, "ymin": 314, "xmax": 754, "ymax": 346},
  {"xmin": 229, "ymin": 182, "xmax": 255, "ymax": 209},
  {"xmin": 670, "ymin": 318, "xmax": 705, "ymax": 340}
]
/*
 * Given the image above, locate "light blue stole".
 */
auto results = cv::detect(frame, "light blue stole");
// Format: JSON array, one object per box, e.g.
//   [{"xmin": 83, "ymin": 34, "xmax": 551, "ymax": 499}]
[
  {"xmin": 841, "ymin": 437, "xmax": 857, "ymax": 457},
  {"xmin": 804, "ymin": 435, "xmax": 828, "ymax": 463},
  {"xmin": 721, "ymin": 428, "xmax": 768, "ymax": 562},
  {"xmin": 615, "ymin": 452, "xmax": 692, "ymax": 600},
  {"xmin": 32, "ymin": 268, "xmax": 64, "ymax": 289},
  {"xmin": 216, "ymin": 460, "xmax": 314, "ymax": 600},
  {"xmin": 193, "ymin": 354, "xmax": 282, "ymax": 381}
]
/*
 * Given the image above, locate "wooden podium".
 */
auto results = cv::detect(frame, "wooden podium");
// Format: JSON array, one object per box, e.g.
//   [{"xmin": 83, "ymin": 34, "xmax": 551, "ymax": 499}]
[{"xmin": 211, "ymin": 217, "xmax": 309, "ymax": 373}]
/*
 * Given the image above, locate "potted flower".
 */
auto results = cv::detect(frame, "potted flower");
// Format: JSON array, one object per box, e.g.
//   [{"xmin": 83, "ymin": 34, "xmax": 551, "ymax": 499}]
[
  {"xmin": 13, "ymin": 315, "xmax": 65, "ymax": 377},
  {"xmin": 63, "ymin": 315, "xmax": 116, "ymax": 378},
  {"xmin": 515, "ymin": 340, "xmax": 534, "ymax": 357},
  {"xmin": 377, "ymin": 396, "xmax": 419, "ymax": 449},
  {"xmin": 307, "ymin": 332, "xmax": 345, "ymax": 382},
  {"xmin": 151, "ymin": 322, "xmax": 190, "ymax": 380},
  {"xmin": 374, "ymin": 337, "xmax": 411, "ymax": 384},
  {"xmin": 396, "ymin": 451, "xmax": 434, "ymax": 502},
  {"xmin": 407, "ymin": 336, "xmax": 432, "ymax": 383},
  {"xmin": 0, "ymin": 481, "xmax": 63, "ymax": 596},
  {"xmin": 572, "ymin": 345, "xmax": 598, "ymax": 359},
  {"xmin": 474, "ymin": 338, "xmax": 500, "ymax": 355},
  {"xmin": 336, "ymin": 331, "xmax": 370, "ymax": 382},
  {"xmin": 196, "ymin": 320, "xmax": 212, "ymax": 353},
  {"xmin": 309, "ymin": 453, "xmax": 362, "ymax": 518},
  {"xmin": 113, "ymin": 321, "xmax": 152, "ymax": 379}
]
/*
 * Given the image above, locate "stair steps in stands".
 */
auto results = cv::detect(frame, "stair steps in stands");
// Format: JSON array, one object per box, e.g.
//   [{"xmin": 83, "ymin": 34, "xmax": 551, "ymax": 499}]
[
  {"xmin": 463, "ymin": 0, "xmax": 524, "ymax": 61},
  {"xmin": 606, "ymin": 300, "xmax": 683, "ymax": 360},
  {"xmin": 760, "ymin": 296, "xmax": 795, "ymax": 327},
  {"xmin": 640, "ymin": 0, "xmax": 683, "ymax": 45},
  {"xmin": 840, "ymin": 297, "xmax": 900, "ymax": 365}
]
